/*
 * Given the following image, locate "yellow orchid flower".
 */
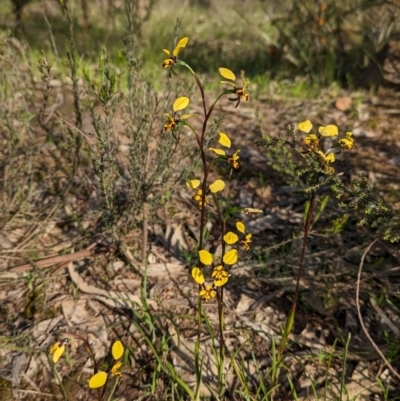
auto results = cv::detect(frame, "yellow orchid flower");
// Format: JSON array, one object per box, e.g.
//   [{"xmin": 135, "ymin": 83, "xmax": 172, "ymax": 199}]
[
  {"xmin": 162, "ymin": 37, "xmax": 189, "ymax": 68},
  {"xmin": 236, "ymin": 221, "xmax": 252, "ymax": 251},
  {"xmin": 219, "ymin": 67, "xmax": 249, "ymax": 107},
  {"xmin": 303, "ymin": 133, "xmax": 319, "ymax": 149},
  {"xmin": 110, "ymin": 361, "xmax": 123, "ymax": 377},
  {"xmin": 211, "ymin": 265, "xmax": 229, "ymax": 287},
  {"xmin": 199, "ymin": 285, "xmax": 216, "ymax": 301},
  {"xmin": 192, "ymin": 189, "xmax": 211, "ymax": 209},
  {"xmin": 228, "ymin": 151, "xmax": 240, "ymax": 169},
  {"xmin": 209, "ymin": 132, "xmax": 241, "ymax": 169},
  {"xmin": 189, "ymin": 179, "xmax": 224, "ymax": 209},
  {"xmin": 49, "ymin": 338, "xmax": 69, "ymax": 363},
  {"xmin": 339, "ymin": 132, "xmax": 354, "ymax": 149},
  {"xmin": 164, "ymin": 97, "xmax": 194, "ymax": 133},
  {"xmin": 88, "ymin": 340, "xmax": 124, "ymax": 389},
  {"xmin": 240, "ymin": 233, "xmax": 252, "ymax": 251}
]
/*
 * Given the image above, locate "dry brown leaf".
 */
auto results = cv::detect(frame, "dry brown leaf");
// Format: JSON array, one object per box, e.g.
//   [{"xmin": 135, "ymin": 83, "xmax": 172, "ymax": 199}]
[
  {"xmin": 67, "ymin": 262, "xmax": 158, "ymax": 310},
  {"xmin": 335, "ymin": 96, "xmax": 353, "ymax": 111}
]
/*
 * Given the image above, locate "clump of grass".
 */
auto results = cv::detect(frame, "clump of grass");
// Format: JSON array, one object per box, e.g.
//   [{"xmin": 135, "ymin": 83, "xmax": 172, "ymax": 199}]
[
  {"xmin": 265, "ymin": 0, "xmax": 397, "ymax": 86},
  {"xmin": 78, "ymin": 2, "xmax": 192, "ymax": 265}
]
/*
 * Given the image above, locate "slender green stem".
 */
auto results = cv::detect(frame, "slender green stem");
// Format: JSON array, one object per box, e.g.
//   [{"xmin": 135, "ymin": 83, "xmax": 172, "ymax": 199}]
[
  {"xmin": 182, "ymin": 121, "xmax": 201, "ymax": 148},
  {"xmin": 293, "ymin": 188, "xmax": 316, "ymax": 307},
  {"xmin": 51, "ymin": 363, "xmax": 69, "ymax": 401}
]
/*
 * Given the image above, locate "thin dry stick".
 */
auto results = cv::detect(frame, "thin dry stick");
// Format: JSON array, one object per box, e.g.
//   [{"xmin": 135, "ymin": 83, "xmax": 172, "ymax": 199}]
[
  {"xmin": 56, "ymin": 116, "xmax": 97, "ymax": 150},
  {"xmin": 356, "ymin": 238, "xmax": 400, "ymax": 381},
  {"xmin": 10, "ymin": 388, "xmax": 63, "ymax": 399},
  {"xmin": 9, "ymin": 243, "xmax": 103, "ymax": 272},
  {"xmin": 14, "ymin": 202, "xmax": 59, "ymax": 251}
]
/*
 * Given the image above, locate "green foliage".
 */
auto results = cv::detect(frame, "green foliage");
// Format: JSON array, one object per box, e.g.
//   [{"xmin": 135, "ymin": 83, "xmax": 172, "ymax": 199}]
[
  {"xmin": 83, "ymin": 50, "xmax": 124, "ymax": 235},
  {"xmin": 330, "ymin": 214, "xmax": 349, "ymax": 235},
  {"xmin": 263, "ymin": 139, "xmax": 301, "ymax": 187},
  {"xmin": 338, "ymin": 175, "xmax": 400, "ymax": 242},
  {"xmin": 259, "ymin": 122, "xmax": 400, "ymax": 243}
]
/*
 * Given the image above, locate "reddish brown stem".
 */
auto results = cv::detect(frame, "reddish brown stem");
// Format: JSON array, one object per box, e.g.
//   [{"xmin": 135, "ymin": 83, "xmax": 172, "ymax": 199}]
[{"xmin": 292, "ymin": 189, "xmax": 317, "ymax": 310}]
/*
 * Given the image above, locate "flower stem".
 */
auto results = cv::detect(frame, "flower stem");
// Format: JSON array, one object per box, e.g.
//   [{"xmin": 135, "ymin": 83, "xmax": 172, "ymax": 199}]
[{"xmin": 278, "ymin": 188, "xmax": 317, "ymax": 357}]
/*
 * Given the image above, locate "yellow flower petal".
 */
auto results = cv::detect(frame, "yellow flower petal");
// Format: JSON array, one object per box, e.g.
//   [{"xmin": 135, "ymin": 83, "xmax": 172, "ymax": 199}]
[
  {"xmin": 173, "ymin": 97, "xmax": 190, "ymax": 112},
  {"xmin": 173, "ymin": 37, "xmax": 189, "ymax": 56},
  {"xmin": 297, "ymin": 120, "xmax": 313, "ymax": 133},
  {"xmin": 319, "ymin": 125, "xmax": 338, "ymax": 137},
  {"xmin": 318, "ymin": 150, "xmax": 335, "ymax": 163},
  {"xmin": 325, "ymin": 152, "xmax": 335, "ymax": 163},
  {"xmin": 209, "ymin": 179, "xmax": 225, "ymax": 193},
  {"xmin": 112, "ymin": 340, "xmax": 124, "ymax": 360},
  {"xmin": 50, "ymin": 343, "xmax": 58, "ymax": 354},
  {"xmin": 51, "ymin": 344, "xmax": 65, "ymax": 363},
  {"xmin": 186, "ymin": 179, "xmax": 200, "ymax": 189},
  {"xmin": 223, "ymin": 232, "xmax": 239, "ymax": 245},
  {"xmin": 199, "ymin": 249, "xmax": 213, "ymax": 265},
  {"xmin": 89, "ymin": 371, "xmax": 108, "ymax": 389},
  {"xmin": 177, "ymin": 37, "xmax": 189, "ymax": 48},
  {"xmin": 192, "ymin": 267, "xmax": 205, "ymax": 284},
  {"xmin": 214, "ymin": 275, "xmax": 229, "ymax": 287},
  {"xmin": 163, "ymin": 49, "xmax": 171, "ymax": 56},
  {"xmin": 220, "ymin": 80, "xmax": 237, "ymax": 87},
  {"xmin": 218, "ymin": 132, "xmax": 231, "ymax": 148},
  {"xmin": 209, "ymin": 148, "xmax": 227, "ymax": 156},
  {"xmin": 180, "ymin": 114, "xmax": 195, "ymax": 120},
  {"xmin": 236, "ymin": 221, "xmax": 245, "ymax": 234},
  {"xmin": 219, "ymin": 67, "xmax": 236, "ymax": 81},
  {"xmin": 223, "ymin": 249, "xmax": 238, "ymax": 265},
  {"xmin": 193, "ymin": 189, "xmax": 202, "ymax": 201}
]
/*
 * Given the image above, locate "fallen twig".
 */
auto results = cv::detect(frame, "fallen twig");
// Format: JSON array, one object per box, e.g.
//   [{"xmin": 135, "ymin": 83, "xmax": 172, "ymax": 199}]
[
  {"xmin": 8, "ymin": 243, "xmax": 110, "ymax": 273},
  {"xmin": 356, "ymin": 238, "xmax": 400, "ymax": 380}
]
